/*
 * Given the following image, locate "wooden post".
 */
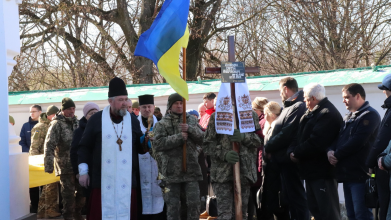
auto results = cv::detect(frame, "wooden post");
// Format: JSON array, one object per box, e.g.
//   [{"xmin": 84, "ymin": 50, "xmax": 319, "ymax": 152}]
[
  {"xmin": 182, "ymin": 48, "xmax": 187, "ymax": 172},
  {"xmin": 228, "ymin": 36, "xmax": 243, "ymax": 220}
]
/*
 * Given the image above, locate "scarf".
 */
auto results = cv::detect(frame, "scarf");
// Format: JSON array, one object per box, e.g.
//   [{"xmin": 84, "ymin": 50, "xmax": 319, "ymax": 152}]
[{"xmin": 215, "ymin": 82, "xmax": 255, "ymax": 135}]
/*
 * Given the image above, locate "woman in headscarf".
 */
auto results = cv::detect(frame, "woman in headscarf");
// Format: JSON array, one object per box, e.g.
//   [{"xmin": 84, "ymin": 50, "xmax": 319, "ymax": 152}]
[{"xmin": 70, "ymin": 102, "xmax": 100, "ymax": 202}]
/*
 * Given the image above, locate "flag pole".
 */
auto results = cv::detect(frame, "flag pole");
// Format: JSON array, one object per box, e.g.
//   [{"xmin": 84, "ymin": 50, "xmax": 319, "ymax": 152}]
[{"xmin": 182, "ymin": 47, "xmax": 187, "ymax": 172}]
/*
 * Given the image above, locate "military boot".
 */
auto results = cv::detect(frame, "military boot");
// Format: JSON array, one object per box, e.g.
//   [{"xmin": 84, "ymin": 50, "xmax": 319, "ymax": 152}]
[
  {"xmin": 46, "ymin": 209, "xmax": 61, "ymax": 218},
  {"xmin": 36, "ymin": 212, "xmax": 45, "ymax": 219}
]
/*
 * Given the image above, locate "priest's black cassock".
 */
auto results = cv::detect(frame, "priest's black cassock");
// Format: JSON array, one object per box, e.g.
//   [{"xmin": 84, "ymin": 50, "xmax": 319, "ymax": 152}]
[
  {"xmin": 78, "ymin": 110, "xmax": 144, "ymax": 219},
  {"xmin": 77, "ymin": 77, "xmax": 144, "ymax": 220}
]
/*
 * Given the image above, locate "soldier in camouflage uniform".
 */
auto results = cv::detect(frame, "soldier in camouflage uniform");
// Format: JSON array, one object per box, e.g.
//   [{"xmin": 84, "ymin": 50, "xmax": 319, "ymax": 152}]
[
  {"xmin": 203, "ymin": 110, "xmax": 262, "ymax": 220},
  {"xmin": 44, "ymin": 98, "xmax": 85, "ymax": 220},
  {"xmin": 29, "ymin": 105, "xmax": 61, "ymax": 218},
  {"xmin": 153, "ymin": 93, "xmax": 204, "ymax": 220}
]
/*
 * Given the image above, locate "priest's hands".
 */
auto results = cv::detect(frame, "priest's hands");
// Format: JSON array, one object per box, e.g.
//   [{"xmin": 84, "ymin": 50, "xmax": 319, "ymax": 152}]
[{"xmin": 79, "ymin": 174, "xmax": 90, "ymax": 188}]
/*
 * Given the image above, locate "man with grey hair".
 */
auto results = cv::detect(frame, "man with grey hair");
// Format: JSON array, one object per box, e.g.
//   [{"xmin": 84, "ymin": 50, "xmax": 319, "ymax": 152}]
[
  {"xmin": 78, "ymin": 77, "xmax": 145, "ymax": 219},
  {"xmin": 289, "ymin": 83, "xmax": 343, "ymax": 220}
]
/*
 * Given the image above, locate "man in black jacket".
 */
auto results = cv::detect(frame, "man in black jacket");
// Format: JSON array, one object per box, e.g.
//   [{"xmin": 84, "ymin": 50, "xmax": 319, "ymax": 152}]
[
  {"xmin": 264, "ymin": 77, "xmax": 309, "ymax": 220},
  {"xmin": 328, "ymin": 83, "xmax": 380, "ymax": 220},
  {"xmin": 366, "ymin": 74, "xmax": 391, "ymax": 220},
  {"xmin": 291, "ymin": 83, "xmax": 342, "ymax": 220}
]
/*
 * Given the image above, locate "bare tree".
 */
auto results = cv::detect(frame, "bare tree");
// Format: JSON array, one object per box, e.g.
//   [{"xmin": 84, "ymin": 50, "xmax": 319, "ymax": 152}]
[{"xmin": 13, "ymin": 0, "xmax": 262, "ymax": 91}]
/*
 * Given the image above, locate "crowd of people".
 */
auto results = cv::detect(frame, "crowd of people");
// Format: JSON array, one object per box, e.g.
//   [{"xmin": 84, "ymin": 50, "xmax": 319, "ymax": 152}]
[{"xmin": 11, "ymin": 74, "xmax": 391, "ymax": 220}]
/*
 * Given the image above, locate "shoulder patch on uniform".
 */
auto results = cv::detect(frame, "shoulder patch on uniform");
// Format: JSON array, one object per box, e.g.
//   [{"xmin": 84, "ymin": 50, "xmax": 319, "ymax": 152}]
[{"xmin": 363, "ymin": 120, "xmax": 369, "ymax": 126}]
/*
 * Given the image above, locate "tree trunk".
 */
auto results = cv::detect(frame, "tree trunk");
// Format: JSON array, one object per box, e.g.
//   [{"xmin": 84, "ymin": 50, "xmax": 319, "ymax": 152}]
[
  {"xmin": 130, "ymin": 0, "xmax": 156, "ymax": 84},
  {"xmin": 186, "ymin": 37, "xmax": 203, "ymax": 81},
  {"xmin": 133, "ymin": 56, "xmax": 153, "ymax": 84}
]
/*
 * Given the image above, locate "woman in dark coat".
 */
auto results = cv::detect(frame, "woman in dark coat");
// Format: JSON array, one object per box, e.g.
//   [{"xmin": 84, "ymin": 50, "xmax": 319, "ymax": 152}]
[
  {"xmin": 70, "ymin": 102, "xmax": 100, "ymax": 200},
  {"xmin": 248, "ymin": 97, "xmax": 268, "ymax": 220},
  {"xmin": 259, "ymin": 101, "xmax": 290, "ymax": 220}
]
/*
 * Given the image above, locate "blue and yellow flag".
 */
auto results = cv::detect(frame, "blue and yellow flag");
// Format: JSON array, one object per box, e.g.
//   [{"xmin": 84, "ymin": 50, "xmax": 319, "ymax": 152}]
[{"xmin": 134, "ymin": 0, "xmax": 190, "ymax": 100}]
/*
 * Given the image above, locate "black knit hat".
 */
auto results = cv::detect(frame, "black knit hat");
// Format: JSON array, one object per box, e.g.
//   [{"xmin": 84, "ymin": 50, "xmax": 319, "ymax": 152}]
[
  {"xmin": 167, "ymin": 93, "xmax": 183, "ymax": 110},
  {"xmin": 139, "ymin": 95, "xmax": 154, "ymax": 105},
  {"xmin": 61, "ymin": 98, "xmax": 75, "ymax": 110},
  {"xmin": 108, "ymin": 77, "xmax": 128, "ymax": 97}
]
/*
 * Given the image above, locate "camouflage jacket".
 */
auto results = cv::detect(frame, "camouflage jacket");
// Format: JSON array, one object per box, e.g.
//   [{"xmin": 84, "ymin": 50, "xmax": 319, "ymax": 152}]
[
  {"xmin": 203, "ymin": 111, "xmax": 262, "ymax": 184},
  {"xmin": 153, "ymin": 112, "xmax": 204, "ymax": 183},
  {"xmin": 29, "ymin": 113, "xmax": 51, "ymax": 156},
  {"xmin": 44, "ymin": 113, "xmax": 78, "ymax": 176}
]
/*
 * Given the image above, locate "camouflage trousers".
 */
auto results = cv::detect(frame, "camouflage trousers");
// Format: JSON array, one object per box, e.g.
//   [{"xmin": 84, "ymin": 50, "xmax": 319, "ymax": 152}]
[
  {"xmin": 59, "ymin": 174, "xmax": 86, "ymax": 220},
  {"xmin": 212, "ymin": 178, "xmax": 251, "ymax": 220},
  {"xmin": 37, "ymin": 182, "xmax": 59, "ymax": 215},
  {"xmin": 163, "ymin": 181, "xmax": 200, "ymax": 220}
]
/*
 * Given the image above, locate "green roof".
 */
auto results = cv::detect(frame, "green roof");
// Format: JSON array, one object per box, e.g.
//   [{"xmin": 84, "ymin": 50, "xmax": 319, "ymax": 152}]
[{"xmin": 8, "ymin": 65, "xmax": 391, "ymax": 105}]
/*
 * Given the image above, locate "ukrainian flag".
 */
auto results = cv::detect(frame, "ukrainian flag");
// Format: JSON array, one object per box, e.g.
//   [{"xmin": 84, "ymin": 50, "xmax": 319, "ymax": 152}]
[{"xmin": 134, "ymin": 0, "xmax": 190, "ymax": 100}]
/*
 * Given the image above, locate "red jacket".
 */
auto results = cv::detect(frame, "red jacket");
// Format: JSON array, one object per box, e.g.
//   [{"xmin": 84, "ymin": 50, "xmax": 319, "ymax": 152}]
[{"xmin": 199, "ymin": 108, "xmax": 215, "ymax": 129}]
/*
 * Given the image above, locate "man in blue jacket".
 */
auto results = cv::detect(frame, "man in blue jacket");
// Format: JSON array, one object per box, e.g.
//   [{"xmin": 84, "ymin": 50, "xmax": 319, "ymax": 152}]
[
  {"xmin": 20, "ymin": 104, "xmax": 42, "ymax": 213},
  {"xmin": 328, "ymin": 83, "xmax": 381, "ymax": 220},
  {"xmin": 20, "ymin": 104, "xmax": 42, "ymax": 152},
  {"xmin": 367, "ymin": 74, "xmax": 391, "ymax": 220}
]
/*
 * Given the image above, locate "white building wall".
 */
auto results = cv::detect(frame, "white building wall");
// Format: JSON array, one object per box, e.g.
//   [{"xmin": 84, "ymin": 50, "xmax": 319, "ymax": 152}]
[{"xmin": 9, "ymin": 82, "xmax": 387, "ymax": 133}]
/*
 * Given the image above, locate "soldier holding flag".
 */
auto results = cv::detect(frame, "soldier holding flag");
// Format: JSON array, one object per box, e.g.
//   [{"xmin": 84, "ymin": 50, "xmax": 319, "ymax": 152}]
[{"xmin": 153, "ymin": 93, "xmax": 204, "ymax": 220}]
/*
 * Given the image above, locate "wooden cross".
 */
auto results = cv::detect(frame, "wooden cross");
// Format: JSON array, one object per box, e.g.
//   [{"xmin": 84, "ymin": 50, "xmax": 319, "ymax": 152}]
[
  {"xmin": 205, "ymin": 36, "xmax": 260, "ymax": 220},
  {"xmin": 116, "ymin": 138, "xmax": 123, "ymax": 151}
]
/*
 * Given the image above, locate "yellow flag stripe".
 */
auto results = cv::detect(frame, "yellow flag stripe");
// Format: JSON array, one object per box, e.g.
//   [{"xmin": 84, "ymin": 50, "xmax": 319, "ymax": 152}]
[{"xmin": 157, "ymin": 26, "xmax": 189, "ymax": 100}]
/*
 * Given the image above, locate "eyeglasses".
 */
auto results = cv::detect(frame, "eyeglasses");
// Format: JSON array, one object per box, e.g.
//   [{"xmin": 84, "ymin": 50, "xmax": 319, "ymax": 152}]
[{"xmin": 30, "ymin": 111, "xmax": 38, "ymax": 113}]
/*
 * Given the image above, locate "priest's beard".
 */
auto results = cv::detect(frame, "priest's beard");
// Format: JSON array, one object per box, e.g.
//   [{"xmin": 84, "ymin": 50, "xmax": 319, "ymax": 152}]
[{"xmin": 116, "ymin": 108, "xmax": 127, "ymax": 116}]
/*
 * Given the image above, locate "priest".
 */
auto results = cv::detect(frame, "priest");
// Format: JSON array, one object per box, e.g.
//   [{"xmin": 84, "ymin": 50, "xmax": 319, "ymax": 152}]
[
  {"xmin": 78, "ymin": 77, "xmax": 144, "ymax": 220},
  {"xmin": 137, "ymin": 94, "xmax": 165, "ymax": 219}
]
